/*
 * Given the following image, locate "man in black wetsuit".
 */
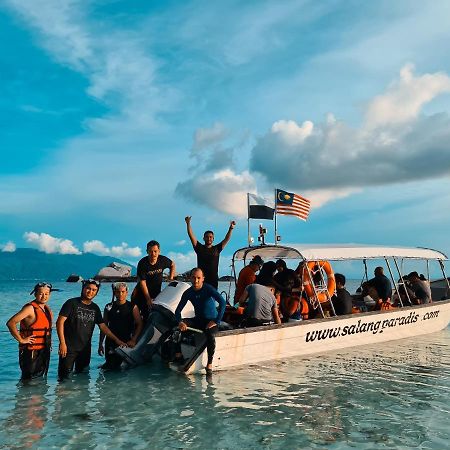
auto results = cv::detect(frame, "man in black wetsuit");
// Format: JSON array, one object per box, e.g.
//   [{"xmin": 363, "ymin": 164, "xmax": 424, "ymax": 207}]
[
  {"xmin": 132, "ymin": 240, "xmax": 176, "ymax": 322},
  {"xmin": 98, "ymin": 282, "xmax": 143, "ymax": 370},
  {"xmin": 185, "ymin": 216, "xmax": 235, "ymax": 289},
  {"xmin": 56, "ymin": 279, "xmax": 127, "ymax": 380}
]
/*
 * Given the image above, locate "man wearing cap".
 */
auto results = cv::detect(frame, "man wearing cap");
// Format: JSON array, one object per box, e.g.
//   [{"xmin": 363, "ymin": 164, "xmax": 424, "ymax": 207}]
[
  {"xmin": 56, "ymin": 279, "xmax": 127, "ymax": 380},
  {"xmin": 6, "ymin": 282, "xmax": 54, "ymax": 380},
  {"xmin": 233, "ymin": 255, "xmax": 264, "ymax": 304}
]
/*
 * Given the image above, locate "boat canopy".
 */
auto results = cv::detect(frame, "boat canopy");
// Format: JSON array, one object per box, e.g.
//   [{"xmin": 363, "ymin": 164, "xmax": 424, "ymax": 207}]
[{"xmin": 233, "ymin": 244, "xmax": 447, "ymax": 262}]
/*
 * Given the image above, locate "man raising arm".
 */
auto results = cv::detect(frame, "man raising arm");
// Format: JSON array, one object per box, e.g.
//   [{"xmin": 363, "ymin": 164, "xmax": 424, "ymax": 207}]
[{"xmin": 185, "ymin": 216, "xmax": 235, "ymax": 289}]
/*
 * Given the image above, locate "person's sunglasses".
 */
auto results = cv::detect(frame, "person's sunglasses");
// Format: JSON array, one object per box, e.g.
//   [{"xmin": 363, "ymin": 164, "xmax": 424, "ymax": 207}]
[
  {"xmin": 29, "ymin": 282, "xmax": 53, "ymax": 295},
  {"xmin": 82, "ymin": 278, "xmax": 101, "ymax": 288}
]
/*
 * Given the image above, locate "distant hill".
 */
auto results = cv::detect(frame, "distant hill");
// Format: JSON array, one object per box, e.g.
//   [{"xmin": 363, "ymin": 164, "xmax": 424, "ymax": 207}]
[{"xmin": 0, "ymin": 248, "xmax": 136, "ymax": 281}]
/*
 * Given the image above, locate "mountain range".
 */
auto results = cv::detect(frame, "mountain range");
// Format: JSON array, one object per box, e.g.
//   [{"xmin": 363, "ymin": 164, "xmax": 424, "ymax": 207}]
[{"xmin": 0, "ymin": 248, "xmax": 136, "ymax": 280}]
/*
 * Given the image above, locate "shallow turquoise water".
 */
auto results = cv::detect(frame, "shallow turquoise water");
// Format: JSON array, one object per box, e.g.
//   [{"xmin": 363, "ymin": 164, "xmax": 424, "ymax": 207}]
[{"xmin": 1, "ymin": 281, "xmax": 449, "ymax": 449}]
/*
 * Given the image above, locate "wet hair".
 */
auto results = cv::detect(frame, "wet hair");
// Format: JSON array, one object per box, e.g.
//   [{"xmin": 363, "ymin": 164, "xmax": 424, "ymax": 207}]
[
  {"xmin": 335, "ymin": 273, "xmax": 346, "ymax": 286},
  {"xmin": 190, "ymin": 267, "xmax": 204, "ymax": 277},
  {"xmin": 112, "ymin": 282, "xmax": 128, "ymax": 291},
  {"xmin": 146, "ymin": 240, "xmax": 160, "ymax": 250}
]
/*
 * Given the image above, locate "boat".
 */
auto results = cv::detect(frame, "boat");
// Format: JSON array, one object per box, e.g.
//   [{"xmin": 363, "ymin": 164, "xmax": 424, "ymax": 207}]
[{"xmin": 118, "ymin": 244, "xmax": 450, "ymax": 374}]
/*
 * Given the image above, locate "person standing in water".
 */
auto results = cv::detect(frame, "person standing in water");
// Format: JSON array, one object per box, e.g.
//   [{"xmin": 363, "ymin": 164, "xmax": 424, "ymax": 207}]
[
  {"xmin": 57, "ymin": 279, "xmax": 127, "ymax": 380},
  {"xmin": 185, "ymin": 216, "xmax": 236, "ymax": 289},
  {"xmin": 6, "ymin": 282, "xmax": 54, "ymax": 380},
  {"xmin": 98, "ymin": 282, "xmax": 143, "ymax": 370}
]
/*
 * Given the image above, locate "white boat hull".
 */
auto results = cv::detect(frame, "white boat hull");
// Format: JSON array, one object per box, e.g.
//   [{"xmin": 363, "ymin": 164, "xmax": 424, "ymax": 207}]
[{"xmin": 183, "ymin": 300, "xmax": 450, "ymax": 374}]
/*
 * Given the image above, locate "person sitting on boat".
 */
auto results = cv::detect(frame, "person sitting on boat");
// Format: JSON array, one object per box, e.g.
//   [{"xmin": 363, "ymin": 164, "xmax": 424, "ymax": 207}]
[
  {"xmin": 331, "ymin": 274, "xmax": 353, "ymax": 315},
  {"xmin": 6, "ymin": 282, "xmax": 54, "ymax": 380},
  {"xmin": 238, "ymin": 282, "xmax": 282, "ymax": 327},
  {"xmin": 132, "ymin": 240, "xmax": 175, "ymax": 323},
  {"xmin": 392, "ymin": 275, "xmax": 416, "ymax": 306},
  {"xmin": 275, "ymin": 259, "xmax": 287, "ymax": 274},
  {"xmin": 98, "ymin": 282, "xmax": 143, "ymax": 370},
  {"xmin": 185, "ymin": 216, "xmax": 235, "ymax": 289},
  {"xmin": 360, "ymin": 281, "xmax": 378, "ymax": 309},
  {"xmin": 368, "ymin": 267, "xmax": 392, "ymax": 307},
  {"xmin": 233, "ymin": 255, "xmax": 264, "ymax": 304},
  {"xmin": 408, "ymin": 271, "xmax": 432, "ymax": 304},
  {"xmin": 174, "ymin": 268, "xmax": 226, "ymax": 375}
]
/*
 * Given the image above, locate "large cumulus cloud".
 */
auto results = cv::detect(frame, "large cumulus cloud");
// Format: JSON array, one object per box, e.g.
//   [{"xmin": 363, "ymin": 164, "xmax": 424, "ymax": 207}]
[
  {"xmin": 250, "ymin": 65, "xmax": 450, "ymax": 191},
  {"xmin": 175, "ymin": 124, "xmax": 257, "ymax": 217}
]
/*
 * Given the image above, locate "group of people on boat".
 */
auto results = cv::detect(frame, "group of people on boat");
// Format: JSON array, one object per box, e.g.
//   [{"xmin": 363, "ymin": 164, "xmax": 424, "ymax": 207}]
[{"xmin": 6, "ymin": 215, "xmax": 435, "ymax": 381}]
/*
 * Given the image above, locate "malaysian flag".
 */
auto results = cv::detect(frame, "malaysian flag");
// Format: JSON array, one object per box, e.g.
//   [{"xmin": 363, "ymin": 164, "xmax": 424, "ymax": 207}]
[{"xmin": 276, "ymin": 189, "xmax": 311, "ymax": 221}]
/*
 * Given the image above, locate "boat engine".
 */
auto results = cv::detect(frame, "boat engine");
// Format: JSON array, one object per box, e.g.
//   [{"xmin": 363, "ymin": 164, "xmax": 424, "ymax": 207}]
[{"xmin": 116, "ymin": 280, "xmax": 194, "ymax": 367}]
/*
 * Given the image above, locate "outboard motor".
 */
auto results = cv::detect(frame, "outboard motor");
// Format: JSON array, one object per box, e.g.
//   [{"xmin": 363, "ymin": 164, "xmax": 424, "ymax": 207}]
[{"xmin": 116, "ymin": 281, "xmax": 194, "ymax": 367}]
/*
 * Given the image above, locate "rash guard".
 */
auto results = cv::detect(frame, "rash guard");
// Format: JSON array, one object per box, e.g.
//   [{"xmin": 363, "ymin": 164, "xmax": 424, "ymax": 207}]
[{"xmin": 175, "ymin": 284, "xmax": 226, "ymax": 325}]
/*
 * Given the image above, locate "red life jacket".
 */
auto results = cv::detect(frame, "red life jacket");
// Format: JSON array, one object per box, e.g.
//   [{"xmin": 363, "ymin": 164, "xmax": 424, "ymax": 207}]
[{"xmin": 20, "ymin": 301, "xmax": 53, "ymax": 350}]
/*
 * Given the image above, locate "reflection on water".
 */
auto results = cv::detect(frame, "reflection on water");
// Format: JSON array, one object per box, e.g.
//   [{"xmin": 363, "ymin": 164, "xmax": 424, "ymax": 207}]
[
  {"xmin": 3, "ymin": 381, "xmax": 50, "ymax": 450},
  {"xmin": 3, "ymin": 331, "xmax": 448, "ymax": 449},
  {"xmin": 0, "ymin": 281, "xmax": 449, "ymax": 449}
]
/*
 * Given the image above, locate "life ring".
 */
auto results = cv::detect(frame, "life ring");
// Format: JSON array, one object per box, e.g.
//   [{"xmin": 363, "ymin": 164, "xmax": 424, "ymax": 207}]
[
  {"xmin": 302, "ymin": 260, "xmax": 336, "ymax": 303},
  {"xmin": 281, "ymin": 294, "xmax": 309, "ymax": 320}
]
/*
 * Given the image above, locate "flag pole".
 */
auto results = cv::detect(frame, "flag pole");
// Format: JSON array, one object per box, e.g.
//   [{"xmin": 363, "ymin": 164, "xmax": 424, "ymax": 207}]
[
  {"xmin": 274, "ymin": 188, "xmax": 278, "ymax": 245},
  {"xmin": 247, "ymin": 193, "xmax": 251, "ymax": 246}
]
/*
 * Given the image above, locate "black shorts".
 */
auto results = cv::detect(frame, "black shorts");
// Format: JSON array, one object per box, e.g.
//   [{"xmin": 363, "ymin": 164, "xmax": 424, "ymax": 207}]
[
  {"xmin": 19, "ymin": 347, "xmax": 50, "ymax": 380},
  {"xmin": 58, "ymin": 346, "xmax": 91, "ymax": 379}
]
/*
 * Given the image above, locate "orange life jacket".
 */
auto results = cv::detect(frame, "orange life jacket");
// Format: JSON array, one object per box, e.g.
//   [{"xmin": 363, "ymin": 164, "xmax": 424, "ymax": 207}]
[
  {"xmin": 281, "ymin": 294, "xmax": 309, "ymax": 320},
  {"xmin": 20, "ymin": 301, "xmax": 53, "ymax": 350},
  {"xmin": 377, "ymin": 299, "xmax": 396, "ymax": 311}
]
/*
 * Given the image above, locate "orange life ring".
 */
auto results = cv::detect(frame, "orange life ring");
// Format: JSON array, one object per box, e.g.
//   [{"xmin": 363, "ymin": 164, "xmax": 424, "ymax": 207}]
[{"xmin": 302, "ymin": 260, "xmax": 336, "ymax": 303}]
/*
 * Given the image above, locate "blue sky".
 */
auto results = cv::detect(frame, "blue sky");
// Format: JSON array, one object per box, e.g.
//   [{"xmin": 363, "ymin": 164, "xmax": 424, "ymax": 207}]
[{"xmin": 1, "ymin": 0, "xmax": 450, "ymax": 274}]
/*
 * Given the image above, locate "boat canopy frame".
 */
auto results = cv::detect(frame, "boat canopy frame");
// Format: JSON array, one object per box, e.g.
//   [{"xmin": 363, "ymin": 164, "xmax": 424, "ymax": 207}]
[{"xmin": 231, "ymin": 244, "xmax": 450, "ymax": 313}]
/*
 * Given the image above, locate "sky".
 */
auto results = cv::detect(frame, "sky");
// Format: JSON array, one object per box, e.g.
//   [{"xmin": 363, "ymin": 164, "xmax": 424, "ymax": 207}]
[{"xmin": 1, "ymin": 0, "xmax": 450, "ymax": 275}]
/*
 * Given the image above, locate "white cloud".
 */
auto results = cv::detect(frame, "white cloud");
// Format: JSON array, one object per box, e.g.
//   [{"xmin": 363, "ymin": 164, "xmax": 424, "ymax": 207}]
[
  {"xmin": 83, "ymin": 240, "xmax": 142, "ymax": 258},
  {"xmin": 365, "ymin": 64, "xmax": 450, "ymax": 129},
  {"xmin": 24, "ymin": 231, "xmax": 81, "ymax": 255},
  {"xmin": 176, "ymin": 169, "xmax": 255, "ymax": 217},
  {"xmin": 167, "ymin": 251, "xmax": 197, "ymax": 275},
  {"xmin": 251, "ymin": 65, "xmax": 450, "ymax": 197},
  {"xmin": 176, "ymin": 123, "xmax": 258, "ymax": 216},
  {"xmin": 192, "ymin": 123, "xmax": 228, "ymax": 153},
  {"xmin": 175, "ymin": 240, "xmax": 186, "ymax": 246},
  {"xmin": 271, "ymin": 120, "xmax": 314, "ymax": 145},
  {"xmin": 1, "ymin": 241, "xmax": 16, "ymax": 252}
]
